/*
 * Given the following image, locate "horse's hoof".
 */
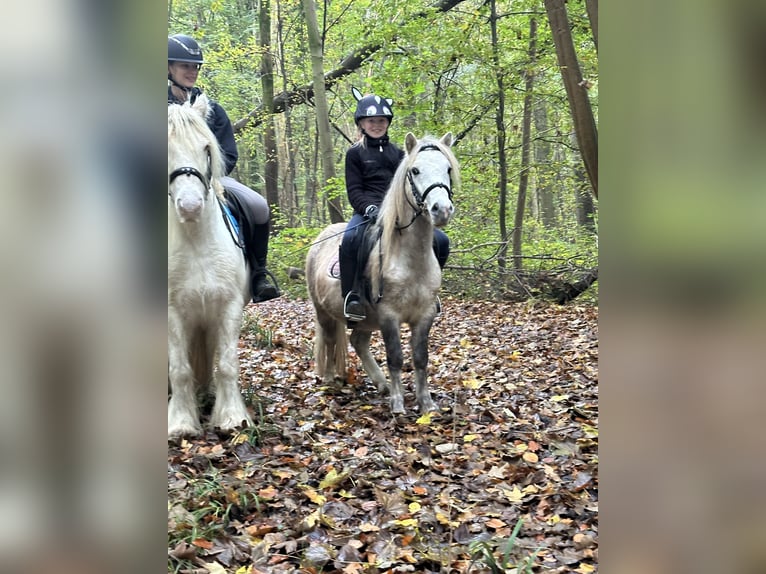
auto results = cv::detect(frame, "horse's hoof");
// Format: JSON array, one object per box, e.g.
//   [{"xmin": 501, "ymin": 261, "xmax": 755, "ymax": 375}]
[
  {"xmin": 168, "ymin": 425, "xmax": 202, "ymax": 440},
  {"xmin": 210, "ymin": 415, "xmax": 252, "ymax": 432},
  {"xmin": 391, "ymin": 398, "xmax": 405, "ymax": 414},
  {"xmin": 419, "ymin": 399, "xmax": 438, "ymax": 413}
]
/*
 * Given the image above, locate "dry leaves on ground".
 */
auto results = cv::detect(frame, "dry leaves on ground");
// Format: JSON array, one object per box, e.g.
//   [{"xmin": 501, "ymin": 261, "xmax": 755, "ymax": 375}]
[{"xmin": 168, "ymin": 298, "xmax": 598, "ymax": 573}]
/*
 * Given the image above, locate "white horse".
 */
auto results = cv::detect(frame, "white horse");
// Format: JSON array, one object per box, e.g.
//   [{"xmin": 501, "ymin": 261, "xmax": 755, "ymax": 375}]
[
  {"xmin": 306, "ymin": 133, "xmax": 459, "ymax": 414},
  {"xmin": 167, "ymin": 95, "xmax": 252, "ymax": 438}
]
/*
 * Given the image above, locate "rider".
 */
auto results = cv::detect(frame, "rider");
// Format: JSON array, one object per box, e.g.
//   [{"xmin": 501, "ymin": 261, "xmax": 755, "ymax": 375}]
[
  {"xmin": 340, "ymin": 88, "xmax": 450, "ymax": 322},
  {"xmin": 168, "ymin": 34, "xmax": 279, "ymax": 303}
]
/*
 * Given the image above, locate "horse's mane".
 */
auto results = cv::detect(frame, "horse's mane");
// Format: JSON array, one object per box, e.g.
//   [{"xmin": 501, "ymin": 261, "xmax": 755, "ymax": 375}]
[
  {"xmin": 377, "ymin": 136, "xmax": 460, "ymax": 269},
  {"xmin": 168, "ymin": 95, "xmax": 226, "ymax": 198}
]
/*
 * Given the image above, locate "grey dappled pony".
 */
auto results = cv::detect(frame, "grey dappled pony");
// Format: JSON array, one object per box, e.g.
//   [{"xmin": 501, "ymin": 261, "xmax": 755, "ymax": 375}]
[{"xmin": 306, "ymin": 133, "xmax": 460, "ymax": 414}]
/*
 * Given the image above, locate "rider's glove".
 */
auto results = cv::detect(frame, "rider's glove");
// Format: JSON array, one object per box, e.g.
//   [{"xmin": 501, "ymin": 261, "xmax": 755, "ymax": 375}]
[{"xmin": 364, "ymin": 205, "xmax": 379, "ymax": 220}]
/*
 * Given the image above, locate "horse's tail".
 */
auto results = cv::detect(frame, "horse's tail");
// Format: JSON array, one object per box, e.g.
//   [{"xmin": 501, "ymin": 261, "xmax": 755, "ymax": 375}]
[{"xmin": 314, "ymin": 318, "xmax": 348, "ymax": 381}]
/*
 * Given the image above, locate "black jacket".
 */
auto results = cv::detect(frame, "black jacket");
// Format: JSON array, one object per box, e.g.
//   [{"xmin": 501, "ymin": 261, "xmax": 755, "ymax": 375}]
[
  {"xmin": 168, "ymin": 86, "xmax": 238, "ymax": 175},
  {"xmin": 344, "ymin": 136, "xmax": 405, "ymax": 215}
]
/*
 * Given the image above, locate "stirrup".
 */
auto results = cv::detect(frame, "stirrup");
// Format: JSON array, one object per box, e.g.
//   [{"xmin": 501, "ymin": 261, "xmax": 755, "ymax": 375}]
[
  {"xmin": 435, "ymin": 295, "xmax": 442, "ymax": 317},
  {"xmin": 343, "ymin": 292, "xmax": 366, "ymax": 321},
  {"xmin": 252, "ymin": 269, "xmax": 281, "ymax": 303}
]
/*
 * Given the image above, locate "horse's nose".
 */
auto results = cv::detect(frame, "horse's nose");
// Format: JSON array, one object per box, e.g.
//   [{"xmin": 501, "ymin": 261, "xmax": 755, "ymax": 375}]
[
  {"xmin": 177, "ymin": 195, "xmax": 203, "ymax": 220},
  {"xmin": 431, "ymin": 201, "xmax": 454, "ymax": 226}
]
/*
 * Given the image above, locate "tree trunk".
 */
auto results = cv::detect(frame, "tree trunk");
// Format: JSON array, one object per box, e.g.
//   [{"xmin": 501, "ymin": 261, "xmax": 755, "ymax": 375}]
[
  {"xmin": 259, "ymin": 0, "xmax": 279, "ymax": 209},
  {"xmin": 534, "ymin": 99, "xmax": 556, "ymax": 228},
  {"xmin": 544, "ymin": 0, "xmax": 598, "ymax": 198},
  {"xmin": 276, "ymin": 0, "xmax": 299, "ymax": 225},
  {"xmin": 490, "ymin": 0, "xmax": 509, "ymax": 273},
  {"xmin": 570, "ymin": 132, "xmax": 596, "ymax": 231},
  {"xmin": 301, "ymin": 0, "xmax": 344, "ymax": 223},
  {"xmin": 585, "ymin": 0, "xmax": 598, "ymax": 52},
  {"xmin": 512, "ymin": 17, "xmax": 537, "ymax": 271}
]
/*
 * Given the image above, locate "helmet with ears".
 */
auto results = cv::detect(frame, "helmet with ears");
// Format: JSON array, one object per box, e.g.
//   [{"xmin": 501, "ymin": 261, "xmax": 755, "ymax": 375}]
[
  {"xmin": 168, "ymin": 34, "xmax": 204, "ymax": 64},
  {"xmin": 352, "ymin": 86, "xmax": 394, "ymax": 125}
]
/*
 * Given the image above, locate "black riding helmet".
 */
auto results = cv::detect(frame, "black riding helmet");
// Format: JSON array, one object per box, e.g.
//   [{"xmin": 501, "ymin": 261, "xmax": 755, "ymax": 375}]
[
  {"xmin": 168, "ymin": 34, "xmax": 204, "ymax": 65},
  {"xmin": 351, "ymin": 86, "xmax": 393, "ymax": 126}
]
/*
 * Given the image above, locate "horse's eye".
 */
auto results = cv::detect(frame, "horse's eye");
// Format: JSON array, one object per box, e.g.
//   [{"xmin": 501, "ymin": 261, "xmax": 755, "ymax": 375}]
[{"xmin": 412, "ymin": 168, "xmax": 420, "ymax": 175}]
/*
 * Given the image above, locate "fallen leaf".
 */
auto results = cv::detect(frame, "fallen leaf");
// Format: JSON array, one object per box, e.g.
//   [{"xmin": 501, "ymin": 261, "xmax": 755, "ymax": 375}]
[
  {"xmin": 416, "ymin": 412, "xmax": 433, "ymax": 425},
  {"xmin": 486, "ymin": 518, "xmax": 507, "ymax": 529},
  {"xmin": 522, "ymin": 451, "xmax": 539, "ymax": 463}
]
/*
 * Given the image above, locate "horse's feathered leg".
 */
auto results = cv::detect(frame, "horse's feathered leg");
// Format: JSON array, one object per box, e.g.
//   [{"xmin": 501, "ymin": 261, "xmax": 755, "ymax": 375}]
[
  {"xmin": 168, "ymin": 310, "xmax": 202, "ymax": 437},
  {"xmin": 210, "ymin": 304, "xmax": 252, "ymax": 431},
  {"xmin": 349, "ymin": 329, "xmax": 387, "ymax": 393},
  {"xmin": 410, "ymin": 319, "xmax": 437, "ymax": 412},
  {"xmin": 379, "ymin": 318, "xmax": 405, "ymax": 414}
]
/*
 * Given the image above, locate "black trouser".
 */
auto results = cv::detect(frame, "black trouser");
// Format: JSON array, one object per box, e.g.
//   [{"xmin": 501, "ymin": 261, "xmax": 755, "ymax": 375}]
[{"xmin": 339, "ymin": 214, "xmax": 368, "ymax": 300}]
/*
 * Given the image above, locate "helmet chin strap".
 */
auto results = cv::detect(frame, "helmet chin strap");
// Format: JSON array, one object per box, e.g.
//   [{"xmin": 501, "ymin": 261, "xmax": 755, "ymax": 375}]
[{"xmin": 168, "ymin": 77, "xmax": 198, "ymax": 104}]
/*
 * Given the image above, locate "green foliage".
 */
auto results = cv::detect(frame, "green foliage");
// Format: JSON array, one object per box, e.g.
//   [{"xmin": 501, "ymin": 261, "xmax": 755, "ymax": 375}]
[
  {"xmin": 266, "ymin": 226, "xmax": 325, "ymax": 300},
  {"xmin": 322, "ymin": 176, "xmax": 347, "ymax": 203},
  {"xmin": 241, "ymin": 313, "xmax": 274, "ymax": 349},
  {"xmin": 468, "ymin": 518, "xmax": 540, "ymax": 574},
  {"xmin": 169, "ymin": 0, "xmax": 599, "ymax": 300}
]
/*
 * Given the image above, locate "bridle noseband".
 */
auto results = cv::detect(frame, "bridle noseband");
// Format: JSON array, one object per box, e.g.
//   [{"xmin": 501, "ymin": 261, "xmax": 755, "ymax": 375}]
[{"xmin": 168, "ymin": 149, "xmax": 213, "ymax": 197}]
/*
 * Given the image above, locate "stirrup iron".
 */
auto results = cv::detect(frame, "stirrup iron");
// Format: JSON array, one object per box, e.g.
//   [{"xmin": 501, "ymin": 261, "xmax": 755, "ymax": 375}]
[{"xmin": 343, "ymin": 292, "xmax": 366, "ymax": 321}]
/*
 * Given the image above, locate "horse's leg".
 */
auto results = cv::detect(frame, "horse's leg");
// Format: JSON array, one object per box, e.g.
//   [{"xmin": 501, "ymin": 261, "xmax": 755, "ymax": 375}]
[
  {"xmin": 349, "ymin": 329, "xmax": 387, "ymax": 393},
  {"xmin": 168, "ymin": 311, "xmax": 202, "ymax": 437},
  {"xmin": 379, "ymin": 318, "xmax": 405, "ymax": 414},
  {"xmin": 210, "ymin": 305, "xmax": 252, "ymax": 431},
  {"xmin": 315, "ymin": 313, "xmax": 347, "ymax": 382},
  {"xmin": 410, "ymin": 318, "xmax": 437, "ymax": 413}
]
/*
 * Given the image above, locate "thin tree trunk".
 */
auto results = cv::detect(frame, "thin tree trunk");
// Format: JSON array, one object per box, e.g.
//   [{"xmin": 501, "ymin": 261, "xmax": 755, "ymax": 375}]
[
  {"xmin": 301, "ymin": 0, "xmax": 343, "ymax": 223},
  {"xmin": 512, "ymin": 17, "xmax": 537, "ymax": 271},
  {"xmin": 489, "ymin": 0, "xmax": 508, "ymax": 273},
  {"xmin": 544, "ymin": 0, "xmax": 598, "ymax": 197},
  {"xmin": 585, "ymin": 0, "xmax": 598, "ymax": 52},
  {"xmin": 534, "ymin": 99, "xmax": 556, "ymax": 228},
  {"xmin": 259, "ymin": 0, "xmax": 279, "ymax": 209},
  {"xmin": 276, "ymin": 0, "xmax": 299, "ymax": 225}
]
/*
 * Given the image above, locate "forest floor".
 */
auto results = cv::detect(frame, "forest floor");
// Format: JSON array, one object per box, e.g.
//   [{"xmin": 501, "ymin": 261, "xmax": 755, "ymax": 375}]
[{"xmin": 168, "ymin": 297, "xmax": 598, "ymax": 574}]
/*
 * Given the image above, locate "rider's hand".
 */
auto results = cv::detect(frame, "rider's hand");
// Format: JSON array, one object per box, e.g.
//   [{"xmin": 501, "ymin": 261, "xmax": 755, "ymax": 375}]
[{"xmin": 364, "ymin": 205, "xmax": 379, "ymax": 220}]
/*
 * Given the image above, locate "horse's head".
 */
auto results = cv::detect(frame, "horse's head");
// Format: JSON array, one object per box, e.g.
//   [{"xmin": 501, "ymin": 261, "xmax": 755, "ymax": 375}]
[
  {"xmin": 168, "ymin": 94, "xmax": 224, "ymax": 223},
  {"xmin": 404, "ymin": 132, "xmax": 457, "ymax": 228}
]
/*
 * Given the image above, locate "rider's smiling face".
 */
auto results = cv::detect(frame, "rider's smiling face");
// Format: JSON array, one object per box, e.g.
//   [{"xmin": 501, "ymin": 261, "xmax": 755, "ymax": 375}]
[
  {"xmin": 360, "ymin": 116, "xmax": 389, "ymax": 138},
  {"xmin": 168, "ymin": 62, "xmax": 201, "ymax": 89}
]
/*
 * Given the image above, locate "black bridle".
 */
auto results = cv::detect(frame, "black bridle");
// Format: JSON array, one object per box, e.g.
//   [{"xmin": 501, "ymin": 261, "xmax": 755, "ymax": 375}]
[
  {"xmin": 168, "ymin": 149, "xmax": 213, "ymax": 197},
  {"xmin": 399, "ymin": 144, "xmax": 453, "ymax": 231},
  {"xmin": 168, "ymin": 166, "xmax": 211, "ymax": 197}
]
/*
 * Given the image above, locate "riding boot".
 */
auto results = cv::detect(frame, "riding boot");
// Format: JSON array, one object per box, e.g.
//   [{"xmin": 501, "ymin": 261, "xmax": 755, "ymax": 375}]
[
  {"xmin": 339, "ymin": 246, "xmax": 365, "ymax": 322},
  {"xmin": 250, "ymin": 221, "xmax": 280, "ymax": 303}
]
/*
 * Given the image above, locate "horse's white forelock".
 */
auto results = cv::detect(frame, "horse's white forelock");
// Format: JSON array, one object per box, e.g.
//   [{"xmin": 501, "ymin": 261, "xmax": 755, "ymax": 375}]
[{"xmin": 168, "ymin": 95, "xmax": 226, "ymax": 195}]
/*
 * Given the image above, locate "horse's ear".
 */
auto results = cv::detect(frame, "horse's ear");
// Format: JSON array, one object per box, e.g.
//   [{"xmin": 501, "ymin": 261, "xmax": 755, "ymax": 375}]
[
  {"xmin": 440, "ymin": 132, "xmax": 454, "ymax": 147},
  {"xmin": 351, "ymin": 86, "xmax": 363, "ymax": 101},
  {"xmin": 405, "ymin": 133, "xmax": 418, "ymax": 154}
]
